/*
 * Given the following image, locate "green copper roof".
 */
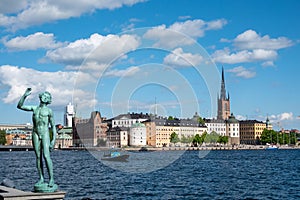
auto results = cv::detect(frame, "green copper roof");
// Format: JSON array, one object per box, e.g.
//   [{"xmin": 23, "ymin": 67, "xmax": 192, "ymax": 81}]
[
  {"xmin": 131, "ymin": 122, "xmax": 145, "ymax": 128},
  {"xmin": 227, "ymin": 113, "xmax": 239, "ymax": 123}
]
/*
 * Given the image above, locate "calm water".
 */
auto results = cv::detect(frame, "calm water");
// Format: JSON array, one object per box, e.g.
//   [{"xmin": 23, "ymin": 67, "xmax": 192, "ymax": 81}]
[{"xmin": 1, "ymin": 149, "xmax": 299, "ymax": 199}]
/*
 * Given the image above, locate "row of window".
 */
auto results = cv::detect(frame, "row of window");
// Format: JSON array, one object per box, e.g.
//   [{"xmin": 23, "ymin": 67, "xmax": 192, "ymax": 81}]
[{"xmin": 113, "ymin": 120, "xmax": 140, "ymax": 125}]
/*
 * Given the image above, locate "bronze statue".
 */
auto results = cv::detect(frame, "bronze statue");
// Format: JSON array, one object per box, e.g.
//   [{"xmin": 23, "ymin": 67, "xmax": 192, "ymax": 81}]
[{"xmin": 17, "ymin": 88, "xmax": 57, "ymax": 192}]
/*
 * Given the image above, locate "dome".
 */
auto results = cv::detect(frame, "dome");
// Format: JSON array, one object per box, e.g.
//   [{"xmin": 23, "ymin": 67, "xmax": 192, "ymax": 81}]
[{"xmin": 227, "ymin": 113, "xmax": 239, "ymax": 124}]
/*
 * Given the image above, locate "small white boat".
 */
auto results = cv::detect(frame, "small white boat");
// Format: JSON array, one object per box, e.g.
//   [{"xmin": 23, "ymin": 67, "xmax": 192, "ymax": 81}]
[
  {"xmin": 266, "ymin": 145, "xmax": 278, "ymax": 150},
  {"xmin": 101, "ymin": 149, "xmax": 129, "ymax": 162}
]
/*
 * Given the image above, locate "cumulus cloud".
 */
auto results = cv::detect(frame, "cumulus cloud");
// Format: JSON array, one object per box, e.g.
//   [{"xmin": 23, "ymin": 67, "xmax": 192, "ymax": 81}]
[
  {"xmin": 45, "ymin": 33, "xmax": 140, "ymax": 67},
  {"xmin": 234, "ymin": 29, "xmax": 293, "ymax": 50},
  {"xmin": 0, "ymin": 65, "xmax": 96, "ymax": 108},
  {"xmin": 143, "ymin": 19, "xmax": 227, "ymax": 48},
  {"xmin": 227, "ymin": 66, "xmax": 256, "ymax": 79},
  {"xmin": 278, "ymin": 112, "xmax": 294, "ymax": 121},
  {"xmin": 3, "ymin": 32, "xmax": 63, "ymax": 51},
  {"xmin": 213, "ymin": 29, "xmax": 293, "ymax": 65},
  {"xmin": 143, "ymin": 24, "xmax": 195, "ymax": 49},
  {"xmin": 212, "ymin": 48, "xmax": 277, "ymax": 64},
  {"xmin": 104, "ymin": 66, "xmax": 140, "ymax": 77},
  {"xmin": 0, "ymin": 0, "xmax": 27, "ymax": 14},
  {"xmin": 163, "ymin": 48, "xmax": 203, "ymax": 67},
  {"xmin": 169, "ymin": 19, "xmax": 227, "ymax": 38},
  {"xmin": 268, "ymin": 112, "xmax": 294, "ymax": 124},
  {"xmin": 0, "ymin": 0, "xmax": 146, "ymax": 31},
  {"xmin": 262, "ymin": 61, "xmax": 275, "ymax": 67}
]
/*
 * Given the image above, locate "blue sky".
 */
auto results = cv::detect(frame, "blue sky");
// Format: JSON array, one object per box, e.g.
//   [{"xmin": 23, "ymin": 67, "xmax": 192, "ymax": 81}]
[{"xmin": 0, "ymin": 0, "xmax": 299, "ymax": 130}]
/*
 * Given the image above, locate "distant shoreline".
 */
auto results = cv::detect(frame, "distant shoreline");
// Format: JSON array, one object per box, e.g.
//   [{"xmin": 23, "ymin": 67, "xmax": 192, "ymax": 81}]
[{"xmin": 1, "ymin": 145, "xmax": 300, "ymax": 152}]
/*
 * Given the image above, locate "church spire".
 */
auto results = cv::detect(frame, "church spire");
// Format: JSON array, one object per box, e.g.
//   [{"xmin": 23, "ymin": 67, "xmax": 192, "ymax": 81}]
[
  {"xmin": 220, "ymin": 67, "xmax": 226, "ymax": 100},
  {"xmin": 217, "ymin": 66, "xmax": 231, "ymax": 120}
]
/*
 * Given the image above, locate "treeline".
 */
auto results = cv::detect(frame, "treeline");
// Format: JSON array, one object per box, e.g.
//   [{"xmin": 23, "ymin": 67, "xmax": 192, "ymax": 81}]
[
  {"xmin": 260, "ymin": 129, "xmax": 298, "ymax": 145},
  {"xmin": 170, "ymin": 131, "xmax": 228, "ymax": 147},
  {"xmin": 0, "ymin": 130, "xmax": 6, "ymax": 145}
]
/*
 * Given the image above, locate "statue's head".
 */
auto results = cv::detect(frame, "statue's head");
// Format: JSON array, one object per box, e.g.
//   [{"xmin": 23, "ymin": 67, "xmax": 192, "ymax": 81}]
[{"xmin": 39, "ymin": 91, "xmax": 52, "ymax": 105}]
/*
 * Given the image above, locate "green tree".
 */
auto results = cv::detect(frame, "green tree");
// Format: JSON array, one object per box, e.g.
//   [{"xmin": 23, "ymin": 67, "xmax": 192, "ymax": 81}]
[
  {"xmin": 201, "ymin": 132, "xmax": 207, "ymax": 143},
  {"xmin": 261, "ymin": 129, "xmax": 279, "ymax": 144},
  {"xmin": 168, "ymin": 116, "xmax": 174, "ymax": 120},
  {"xmin": 204, "ymin": 131, "xmax": 219, "ymax": 144},
  {"xmin": 181, "ymin": 135, "xmax": 192, "ymax": 144},
  {"xmin": 0, "ymin": 130, "xmax": 6, "ymax": 145},
  {"xmin": 218, "ymin": 136, "xmax": 229, "ymax": 144},
  {"xmin": 170, "ymin": 132, "xmax": 180, "ymax": 144},
  {"xmin": 198, "ymin": 117, "xmax": 205, "ymax": 126},
  {"xmin": 192, "ymin": 134, "xmax": 203, "ymax": 147}
]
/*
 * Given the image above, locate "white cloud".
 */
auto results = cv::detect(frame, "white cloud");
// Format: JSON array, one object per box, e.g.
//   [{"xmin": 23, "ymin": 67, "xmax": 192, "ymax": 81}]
[
  {"xmin": 45, "ymin": 33, "xmax": 140, "ymax": 67},
  {"xmin": 143, "ymin": 24, "xmax": 195, "ymax": 49},
  {"xmin": 269, "ymin": 112, "xmax": 294, "ymax": 121},
  {"xmin": 163, "ymin": 48, "xmax": 203, "ymax": 67},
  {"xmin": 0, "ymin": 0, "xmax": 27, "ymax": 14},
  {"xmin": 178, "ymin": 16, "xmax": 191, "ymax": 20},
  {"xmin": 278, "ymin": 112, "xmax": 294, "ymax": 121},
  {"xmin": 0, "ymin": 65, "xmax": 96, "ymax": 107},
  {"xmin": 143, "ymin": 19, "xmax": 227, "ymax": 48},
  {"xmin": 104, "ymin": 66, "xmax": 140, "ymax": 77},
  {"xmin": 0, "ymin": 0, "xmax": 146, "ymax": 31},
  {"xmin": 234, "ymin": 29, "xmax": 293, "ymax": 50},
  {"xmin": 227, "ymin": 66, "xmax": 256, "ymax": 79},
  {"xmin": 236, "ymin": 115, "xmax": 247, "ymax": 120},
  {"xmin": 3, "ymin": 32, "xmax": 63, "ymax": 51},
  {"xmin": 169, "ymin": 19, "xmax": 227, "ymax": 38},
  {"xmin": 212, "ymin": 48, "xmax": 277, "ymax": 64},
  {"xmin": 262, "ymin": 61, "xmax": 275, "ymax": 67},
  {"xmin": 213, "ymin": 29, "xmax": 293, "ymax": 65}
]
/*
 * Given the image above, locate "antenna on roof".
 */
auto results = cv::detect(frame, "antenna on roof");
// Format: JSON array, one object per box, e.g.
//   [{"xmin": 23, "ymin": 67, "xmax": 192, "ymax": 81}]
[{"xmin": 155, "ymin": 97, "xmax": 157, "ymax": 116}]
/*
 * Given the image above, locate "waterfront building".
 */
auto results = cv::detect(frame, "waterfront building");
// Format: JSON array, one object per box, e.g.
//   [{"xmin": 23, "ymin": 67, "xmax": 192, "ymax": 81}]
[
  {"xmin": 64, "ymin": 102, "xmax": 75, "ymax": 127},
  {"xmin": 226, "ymin": 113, "xmax": 240, "ymax": 145},
  {"xmin": 217, "ymin": 67, "xmax": 231, "ymax": 120},
  {"xmin": 0, "ymin": 123, "xmax": 32, "ymax": 131},
  {"xmin": 5, "ymin": 128, "xmax": 32, "ymax": 146},
  {"xmin": 110, "ymin": 112, "xmax": 150, "ymax": 128},
  {"xmin": 129, "ymin": 123, "xmax": 147, "ymax": 146},
  {"xmin": 73, "ymin": 111, "xmax": 108, "ymax": 147},
  {"xmin": 144, "ymin": 117, "xmax": 207, "ymax": 147},
  {"xmin": 12, "ymin": 134, "xmax": 27, "ymax": 146},
  {"xmin": 56, "ymin": 127, "xmax": 73, "ymax": 148},
  {"xmin": 205, "ymin": 119, "xmax": 226, "ymax": 136},
  {"xmin": 106, "ymin": 126, "xmax": 129, "ymax": 148},
  {"xmin": 240, "ymin": 120, "xmax": 266, "ymax": 145}
]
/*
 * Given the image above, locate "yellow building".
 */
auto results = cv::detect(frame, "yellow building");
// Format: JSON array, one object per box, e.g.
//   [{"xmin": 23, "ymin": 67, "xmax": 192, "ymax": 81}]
[
  {"xmin": 240, "ymin": 120, "xmax": 266, "ymax": 145},
  {"xmin": 5, "ymin": 128, "xmax": 32, "ymax": 146},
  {"xmin": 144, "ymin": 118, "xmax": 207, "ymax": 147}
]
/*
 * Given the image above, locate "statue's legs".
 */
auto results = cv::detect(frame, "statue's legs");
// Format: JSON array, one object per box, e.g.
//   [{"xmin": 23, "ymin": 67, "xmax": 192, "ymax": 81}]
[
  {"xmin": 42, "ymin": 134, "xmax": 54, "ymax": 186},
  {"xmin": 32, "ymin": 133, "xmax": 44, "ymax": 185}
]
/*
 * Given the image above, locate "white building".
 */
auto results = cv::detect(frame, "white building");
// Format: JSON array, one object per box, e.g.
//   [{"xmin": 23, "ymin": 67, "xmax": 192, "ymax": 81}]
[
  {"xmin": 64, "ymin": 102, "xmax": 75, "ymax": 127},
  {"xmin": 129, "ymin": 123, "xmax": 147, "ymax": 146},
  {"xmin": 111, "ymin": 113, "xmax": 150, "ymax": 128},
  {"xmin": 205, "ymin": 119, "xmax": 226, "ymax": 136},
  {"xmin": 226, "ymin": 113, "xmax": 240, "ymax": 145}
]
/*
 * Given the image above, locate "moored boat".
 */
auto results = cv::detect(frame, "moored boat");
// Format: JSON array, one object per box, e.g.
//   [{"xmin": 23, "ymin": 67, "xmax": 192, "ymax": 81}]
[
  {"xmin": 266, "ymin": 145, "xmax": 278, "ymax": 150},
  {"xmin": 101, "ymin": 149, "xmax": 129, "ymax": 162}
]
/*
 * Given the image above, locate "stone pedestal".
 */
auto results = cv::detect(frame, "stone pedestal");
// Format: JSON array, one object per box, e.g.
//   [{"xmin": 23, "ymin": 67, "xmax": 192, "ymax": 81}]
[
  {"xmin": 0, "ymin": 186, "xmax": 66, "ymax": 200},
  {"xmin": 34, "ymin": 183, "xmax": 58, "ymax": 193}
]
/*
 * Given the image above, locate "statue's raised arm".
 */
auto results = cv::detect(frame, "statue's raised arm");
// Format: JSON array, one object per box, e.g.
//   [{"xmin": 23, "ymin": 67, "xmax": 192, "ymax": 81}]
[{"xmin": 17, "ymin": 88, "xmax": 35, "ymax": 111}]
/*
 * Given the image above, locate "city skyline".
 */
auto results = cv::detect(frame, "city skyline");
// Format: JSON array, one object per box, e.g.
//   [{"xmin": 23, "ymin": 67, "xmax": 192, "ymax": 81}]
[{"xmin": 0, "ymin": 0, "xmax": 299, "ymax": 130}]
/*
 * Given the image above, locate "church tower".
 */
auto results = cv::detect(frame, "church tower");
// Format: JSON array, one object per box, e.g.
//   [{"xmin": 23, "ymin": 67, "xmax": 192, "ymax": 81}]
[{"xmin": 217, "ymin": 67, "xmax": 231, "ymax": 120}]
